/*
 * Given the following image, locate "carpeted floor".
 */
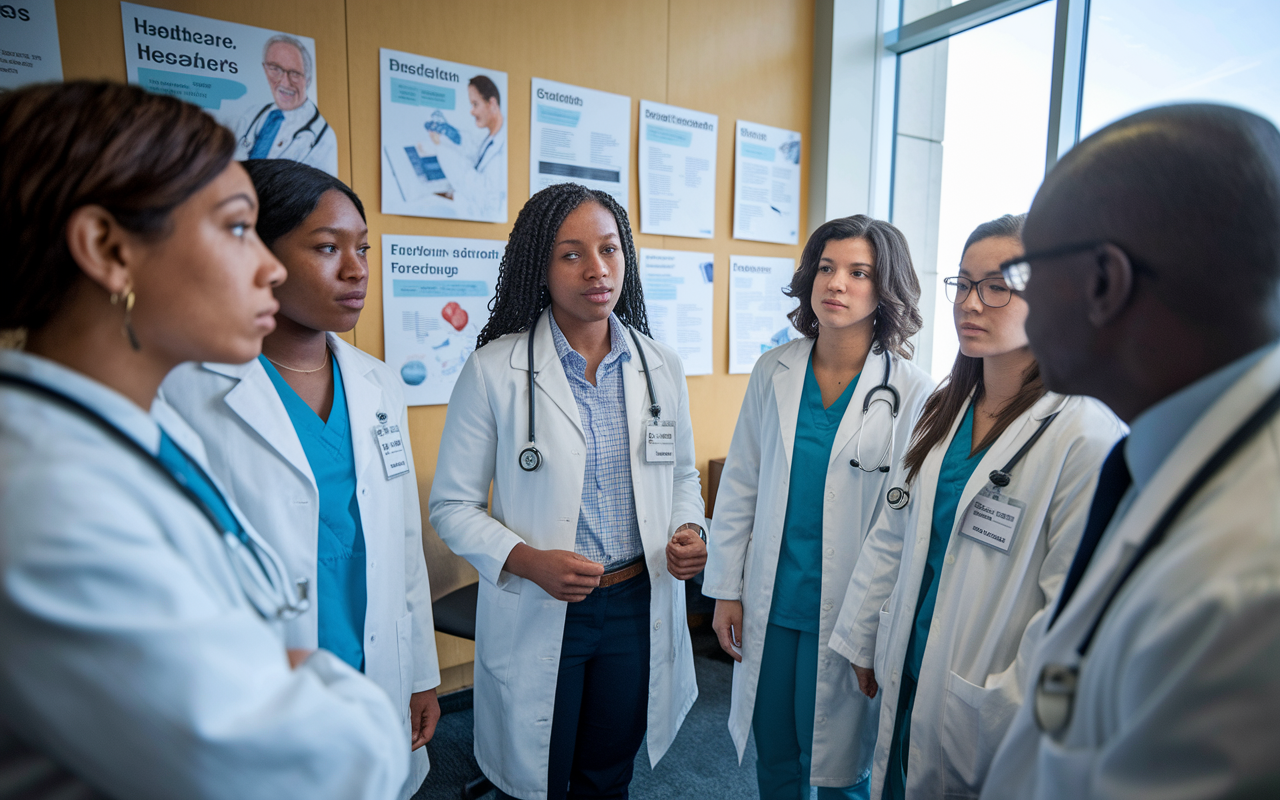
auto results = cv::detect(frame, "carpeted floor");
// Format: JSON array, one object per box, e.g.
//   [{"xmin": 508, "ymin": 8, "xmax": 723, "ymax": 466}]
[{"xmin": 412, "ymin": 623, "xmax": 760, "ymax": 800}]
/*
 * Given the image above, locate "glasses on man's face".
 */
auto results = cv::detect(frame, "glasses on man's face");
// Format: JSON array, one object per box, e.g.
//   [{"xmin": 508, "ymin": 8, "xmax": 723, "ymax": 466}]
[
  {"xmin": 263, "ymin": 62, "xmax": 306, "ymax": 83},
  {"xmin": 944, "ymin": 275, "xmax": 1015, "ymax": 308},
  {"xmin": 998, "ymin": 240, "xmax": 1108, "ymax": 291}
]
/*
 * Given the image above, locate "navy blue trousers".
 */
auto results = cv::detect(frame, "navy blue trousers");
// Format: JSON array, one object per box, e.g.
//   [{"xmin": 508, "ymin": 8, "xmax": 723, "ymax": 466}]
[{"xmin": 498, "ymin": 571, "xmax": 651, "ymax": 800}]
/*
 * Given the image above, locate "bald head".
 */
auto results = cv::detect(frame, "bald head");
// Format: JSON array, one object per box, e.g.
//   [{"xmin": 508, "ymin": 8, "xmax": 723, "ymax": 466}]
[{"xmin": 1020, "ymin": 104, "xmax": 1280, "ymax": 420}]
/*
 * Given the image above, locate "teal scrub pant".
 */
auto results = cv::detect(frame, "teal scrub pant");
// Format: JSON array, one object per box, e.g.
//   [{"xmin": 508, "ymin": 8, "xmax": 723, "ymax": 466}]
[{"xmin": 752, "ymin": 623, "xmax": 871, "ymax": 800}]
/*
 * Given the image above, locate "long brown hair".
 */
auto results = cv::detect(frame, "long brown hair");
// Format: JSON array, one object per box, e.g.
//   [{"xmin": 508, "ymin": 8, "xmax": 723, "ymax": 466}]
[
  {"xmin": 785, "ymin": 214, "xmax": 922, "ymax": 358},
  {"xmin": 902, "ymin": 214, "xmax": 1044, "ymax": 483}
]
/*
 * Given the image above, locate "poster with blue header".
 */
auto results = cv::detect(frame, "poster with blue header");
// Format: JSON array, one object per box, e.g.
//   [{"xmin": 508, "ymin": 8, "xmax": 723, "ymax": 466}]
[
  {"xmin": 382, "ymin": 235, "xmax": 502, "ymax": 406},
  {"xmin": 380, "ymin": 47, "xmax": 508, "ymax": 223},
  {"xmin": 120, "ymin": 2, "xmax": 336, "ymax": 176}
]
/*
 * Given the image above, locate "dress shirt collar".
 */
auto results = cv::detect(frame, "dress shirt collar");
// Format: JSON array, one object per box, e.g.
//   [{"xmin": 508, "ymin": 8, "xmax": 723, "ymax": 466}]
[
  {"xmin": 547, "ymin": 309, "xmax": 631, "ymax": 375},
  {"xmin": 1126, "ymin": 342, "xmax": 1276, "ymax": 491}
]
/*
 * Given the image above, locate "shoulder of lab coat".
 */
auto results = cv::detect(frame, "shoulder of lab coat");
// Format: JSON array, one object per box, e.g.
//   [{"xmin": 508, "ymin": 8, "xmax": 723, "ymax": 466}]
[
  {"xmin": 299, "ymin": 122, "xmax": 340, "ymax": 177},
  {"xmin": 0, "ymin": 365, "xmax": 408, "ymax": 800},
  {"xmin": 433, "ymin": 124, "xmax": 507, "ymax": 220},
  {"xmin": 427, "ymin": 331, "xmax": 527, "ymax": 587},
  {"xmin": 984, "ymin": 350, "xmax": 1280, "ymax": 800}
]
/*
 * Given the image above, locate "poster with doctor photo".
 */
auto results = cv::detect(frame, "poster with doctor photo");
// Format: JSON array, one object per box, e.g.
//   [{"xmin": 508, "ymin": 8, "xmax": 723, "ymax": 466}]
[
  {"xmin": 120, "ymin": 3, "xmax": 336, "ymax": 176},
  {"xmin": 380, "ymin": 48, "xmax": 508, "ymax": 223}
]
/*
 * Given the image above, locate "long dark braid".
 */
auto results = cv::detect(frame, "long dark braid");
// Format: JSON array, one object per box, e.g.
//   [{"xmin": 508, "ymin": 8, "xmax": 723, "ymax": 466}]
[{"xmin": 477, "ymin": 183, "xmax": 651, "ymax": 348}]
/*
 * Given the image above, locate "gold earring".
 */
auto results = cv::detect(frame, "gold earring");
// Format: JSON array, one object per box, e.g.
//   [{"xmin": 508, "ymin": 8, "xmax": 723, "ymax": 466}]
[{"xmin": 114, "ymin": 288, "xmax": 140, "ymax": 351}]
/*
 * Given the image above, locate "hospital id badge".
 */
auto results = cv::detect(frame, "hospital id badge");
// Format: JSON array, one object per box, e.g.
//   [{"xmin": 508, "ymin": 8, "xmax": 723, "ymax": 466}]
[
  {"xmin": 374, "ymin": 423, "xmax": 410, "ymax": 479},
  {"xmin": 645, "ymin": 420, "xmax": 676, "ymax": 464},
  {"xmin": 957, "ymin": 487, "xmax": 1025, "ymax": 553}
]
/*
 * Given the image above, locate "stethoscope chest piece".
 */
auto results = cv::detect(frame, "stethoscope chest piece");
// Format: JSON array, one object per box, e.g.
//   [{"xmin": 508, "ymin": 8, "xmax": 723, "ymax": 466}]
[
  {"xmin": 519, "ymin": 445, "xmax": 542, "ymax": 472},
  {"xmin": 886, "ymin": 486, "xmax": 909, "ymax": 510},
  {"xmin": 1034, "ymin": 663, "xmax": 1078, "ymax": 735}
]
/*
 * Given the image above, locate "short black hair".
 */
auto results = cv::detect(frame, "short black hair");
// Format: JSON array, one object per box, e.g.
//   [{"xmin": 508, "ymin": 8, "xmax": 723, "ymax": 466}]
[
  {"xmin": 469, "ymin": 75, "xmax": 500, "ymax": 107},
  {"xmin": 477, "ymin": 183, "xmax": 648, "ymax": 348},
  {"xmin": 240, "ymin": 159, "xmax": 364, "ymax": 248},
  {"xmin": 785, "ymin": 214, "xmax": 923, "ymax": 358}
]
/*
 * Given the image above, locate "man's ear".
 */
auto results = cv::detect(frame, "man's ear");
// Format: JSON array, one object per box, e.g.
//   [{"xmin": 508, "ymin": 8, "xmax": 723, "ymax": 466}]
[
  {"xmin": 1085, "ymin": 243, "xmax": 1134, "ymax": 327},
  {"xmin": 65, "ymin": 205, "xmax": 135, "ymax": 297}
]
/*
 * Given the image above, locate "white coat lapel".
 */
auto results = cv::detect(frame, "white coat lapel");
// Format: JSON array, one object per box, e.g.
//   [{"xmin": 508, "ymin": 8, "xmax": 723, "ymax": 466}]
[
  {"xmin": 773, "ymin": 338, "xmax": 814, "ymax": 469},
  {"xmin": 329, "ymin": 335, "xmax": 382, "ymax": 478},
  {"xmin": 829, "ymin": 349, "xmax": 885, "ymax": 470},
  {"xmin": 949, "ymin": 392, "xmax": 1066, "ymax": 536},
  {"xmin": 509, "ymin": 312, "xmax": 585, "ymax": 438},
  {"xmin": 204, "ymin": 359, "xmax": 315, "ymax": 486},
  {"xmin": 622, "ymin": 329, "xmax": 666, "ymax": 468}
]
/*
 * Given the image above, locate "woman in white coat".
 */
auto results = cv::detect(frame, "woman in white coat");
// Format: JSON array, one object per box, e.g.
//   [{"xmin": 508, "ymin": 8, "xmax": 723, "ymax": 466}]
[
  {"xmin": 0, "ymin": 81, "xmax": 407, "ymax": 799},
  {"xmin": 704, "ymin": 216, "xmax": 934, "ymax": 799},
  {"xmin": 162, "ymin": 160, "xmax": 439, "ymax": 799},
  {"xmin": 830, "ymin": 214, "xmax": 1123, "ymax": 800},
  {"xmin": 429, "ymin": 182, "xmax": 706, "ymax": 800}
]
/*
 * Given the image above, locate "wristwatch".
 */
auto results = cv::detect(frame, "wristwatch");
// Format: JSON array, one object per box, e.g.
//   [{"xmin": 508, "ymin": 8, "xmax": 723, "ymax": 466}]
[{"xmin": 676, "ymin": 522, "xmax": 706, "ymax": 544}]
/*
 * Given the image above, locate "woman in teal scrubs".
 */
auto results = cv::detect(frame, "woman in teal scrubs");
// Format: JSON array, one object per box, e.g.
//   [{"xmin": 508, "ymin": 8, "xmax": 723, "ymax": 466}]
[
  {"xmin": 705, "ymin": 216, "xmax": 936, "ymax": 799},
  {"xmin": 162, "ymin": 160, "xmax": 441, "ymax": 800},
  {"xmin": 834, "ymin": 214, "xmax": 1122, "ymax": 799}
]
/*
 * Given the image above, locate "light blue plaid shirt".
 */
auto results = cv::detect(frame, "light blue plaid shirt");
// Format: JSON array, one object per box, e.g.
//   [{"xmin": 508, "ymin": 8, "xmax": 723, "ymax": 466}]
[{"xmin": 548, "ymin": 310, "xmax": 644, "ymax": 568}]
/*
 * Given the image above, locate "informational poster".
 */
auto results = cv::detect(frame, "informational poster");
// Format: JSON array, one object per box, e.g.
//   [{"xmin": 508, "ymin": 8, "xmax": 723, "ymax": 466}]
[
  {"xmin": 121, "ymin": 3, "xmax": 336, "ymax": 176},
  {"xmin": 639, "ymin": 249, "xmax": 714, "ymax": 376},
  {"xmin": 530, "ymin": 77, "xmax": 630, "ymax": 208},
  {"xmin": 638, "ymin": 100, "xmax": 717, "ymax": 239},
  {"xmin": 0, "ymin": 0, "xmax": 62, "ymax": 90},
  {"xmin": 728, "ymin": 255, "xmax": 801, "ymax": 374},
  {"xmin": 380, "ymin": 48, "xmax": 508, "ymax": 223},
  {"xmin": 382, "ymin": 235, "xmax": 503, "ymax": 406},
  {"xmin": 732, "ymin": 120, "xmax": 801, "ymax": 245}
]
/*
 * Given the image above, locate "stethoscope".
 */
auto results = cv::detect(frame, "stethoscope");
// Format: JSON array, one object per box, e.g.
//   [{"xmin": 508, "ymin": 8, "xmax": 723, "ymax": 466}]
[
  {"xmin": 239, "ymin": 102, "xmax": 330, "ymax": 155},
  {"xmin": 0, "ymin": 373, "xmax": 311, "ymax": 622},
  {"xmin": 848, "ymin": 349, "xmax": 900, "ymax": 475},
  {"xmin": 884, "ymin": 407, "xmax": 1061, "ymax": 512},
  {"xmin": 519, "ymin": 310, "xmax": 660, "ymax": 472},
  {"xmin": 1034, "ymin": 383, "xmax": 1280, "ymax": 736}
]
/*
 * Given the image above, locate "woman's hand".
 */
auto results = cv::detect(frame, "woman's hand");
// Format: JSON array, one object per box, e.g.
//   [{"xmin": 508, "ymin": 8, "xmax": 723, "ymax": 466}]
[
  {"xmin": 409, "ymin": 689, "xmax": 440, "ymax": 750},
  {"xmin": 286, "ymin": 649, "xmax": 312, "ymax": 669},
  {"xmin": 712, "ymin": 600, "xmax": 744, "ymax": 663},
  {"xmin": 852, "ymin": 663, "xmax": 879, "ymax": 698},
  {"xmin": 504, "ymin": 543, "xmax": 603, "ymax": 602},
  {"xmin": 666, "ymin": 524, "xmax": 707, "ymax": 580}
]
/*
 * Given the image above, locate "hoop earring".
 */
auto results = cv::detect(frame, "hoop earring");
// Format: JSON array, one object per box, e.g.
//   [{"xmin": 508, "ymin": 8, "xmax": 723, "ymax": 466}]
[{"xmin": 111, "ymin": 290, "xmax": 141, "ymax": 351}]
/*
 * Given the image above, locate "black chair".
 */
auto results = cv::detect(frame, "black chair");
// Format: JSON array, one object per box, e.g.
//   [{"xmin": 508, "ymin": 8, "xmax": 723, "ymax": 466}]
[{"xmin": 431, "ymin": 582, "xmax": 495, "ymax": 800}]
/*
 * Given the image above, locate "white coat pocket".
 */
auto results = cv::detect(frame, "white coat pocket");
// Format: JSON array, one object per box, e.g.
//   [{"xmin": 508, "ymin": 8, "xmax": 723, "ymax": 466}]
[
  {"xmin": 475, "ymin": 580, "xmax": 521, "ymax": 686},
  {"xmin": 873, "ymin": 596, "xmax": 893, "ymax": 679},
  {"xmin": 942, "ymin": 670, "xmax": 1012, "ymax": 798},
  {"xmin": 395, "ymin": 613, "xmax": 415, "ymax": 717}
]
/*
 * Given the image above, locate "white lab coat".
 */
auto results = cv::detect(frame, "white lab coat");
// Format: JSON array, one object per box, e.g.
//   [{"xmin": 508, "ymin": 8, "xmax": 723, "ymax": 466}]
[
  {"xmin": 433, "ymin": 123, "xmax": 507, "ymax": 222},
  {"xmin": 428, "ymin": 314, "xmax": 703, "ymax": 800},
  {"xmin": 830, "ymin": 391, "xmax": 1123, "ymax": 799},
  {"xmin": 161, "ymin": 333, "xmax": 439, "ymax": 799},
  {"xmin": 232, "ymin": 99, "xmax": 340, "ymax": 177},
  {"xmin": 0, "ymin": 348, "xmax": 407, "ymax": 800},
  {"xmin": 702, "ymin": 337, "xmax": 934, "ymax": 786},
  {"xmin": 981, "ymin": 346, "xmax": 1280, "ymax": 800}
]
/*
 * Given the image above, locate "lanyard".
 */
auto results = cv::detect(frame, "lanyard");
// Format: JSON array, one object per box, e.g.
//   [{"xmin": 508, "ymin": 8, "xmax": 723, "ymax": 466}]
[{"xmin": 0, "ymin": 372, "xmax": 308, "ymax": 620}]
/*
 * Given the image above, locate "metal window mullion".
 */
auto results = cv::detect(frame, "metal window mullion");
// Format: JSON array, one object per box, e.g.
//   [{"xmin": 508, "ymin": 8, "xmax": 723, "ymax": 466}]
[
  {"xmin": 885, "ymin": 0, "xmax": 1050, "ymax": 54},
  {"xmin": 1044, "ymin": 0, "xmax": 1091, "ymax": 173}
]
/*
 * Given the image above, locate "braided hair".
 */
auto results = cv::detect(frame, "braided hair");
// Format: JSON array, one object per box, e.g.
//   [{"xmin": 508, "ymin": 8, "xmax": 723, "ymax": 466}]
[{"xmin": 477, "ymin": 183, "xmax": 650, "ymax": 347}]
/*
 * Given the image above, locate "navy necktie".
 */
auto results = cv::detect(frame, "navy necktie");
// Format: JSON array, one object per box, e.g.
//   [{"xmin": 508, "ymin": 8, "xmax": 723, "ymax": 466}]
[
  {"xmin": 249, "ymin": 109, "xmax": 285, "ymax": 159},
  {"xmin": 1048, "ymin": 437, "xmax": 1131, "ymax": 629}
]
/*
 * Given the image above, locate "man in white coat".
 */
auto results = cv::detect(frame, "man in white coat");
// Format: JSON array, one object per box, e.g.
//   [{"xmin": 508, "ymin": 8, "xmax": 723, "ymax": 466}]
[
  {"xmin": 233, "ymin": 35, "xmax": 338, "ymax": 176},
  {"xmin": 428, "ymin": 74, "xmax": 507, "ymax": 222},
  {"xmin": 980, "ymin": 104, "xmax": 1280, "ymax": 798}
]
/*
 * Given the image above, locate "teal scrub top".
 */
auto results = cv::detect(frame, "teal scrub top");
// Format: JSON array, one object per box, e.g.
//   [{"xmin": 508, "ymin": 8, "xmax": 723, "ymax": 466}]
[
  {"xmin": 769, "ymin": 353, "xmax": 859, "ymax": 633},
  {"xmin": 904, "ymin": 403, "xmax": 988, "ymax": 682},
  {"xmin": 260, "ymin": 354, "xmax": 368, "ymax": 671}
]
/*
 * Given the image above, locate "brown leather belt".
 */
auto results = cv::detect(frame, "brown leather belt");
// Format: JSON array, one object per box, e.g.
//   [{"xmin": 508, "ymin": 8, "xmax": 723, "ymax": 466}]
[{"xmin": 598, "ymin": 558, "xmax": 645, "ymax": 587}]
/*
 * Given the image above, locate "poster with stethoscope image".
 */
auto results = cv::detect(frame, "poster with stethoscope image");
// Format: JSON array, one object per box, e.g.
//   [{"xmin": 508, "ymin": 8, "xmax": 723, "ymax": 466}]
[
  {"xmin": 638, "ymin": 248, "xmax": 715, "ymax": 377},
  {"xmin": 380, "ymin": 48, "xmax": 508, "ymax": 223},
  {"xmin": 120, "ymin": 3, "xmax": 336, "ymax": 176},
  {"xmin": 728, "ymin": 254, "xmax": 801, "ymax": 374},
  {"xmin": 732, "ymin": 119, "xmax": 801, "ymax": 245},
  {"xmin": 0, "ymin": 0, "xmax": 63, "ymax": 91},
  {"xmin": 382, "ymin": 234, "xmax": 502, "ymax": 406}
]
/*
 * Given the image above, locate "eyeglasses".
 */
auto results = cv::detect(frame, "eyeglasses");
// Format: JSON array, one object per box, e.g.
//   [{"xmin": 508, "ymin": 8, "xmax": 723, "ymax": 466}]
[
  {"xmin": 998, "ymin": 240, "xmax": 1112, "ymax": 291},
  {"xmin": 944, "ymin": 275, "xmax": 1016, "ymax": 308},
  {"xmin": 263, "ymin": 62, "xmax": 307, "ymax": 82}
]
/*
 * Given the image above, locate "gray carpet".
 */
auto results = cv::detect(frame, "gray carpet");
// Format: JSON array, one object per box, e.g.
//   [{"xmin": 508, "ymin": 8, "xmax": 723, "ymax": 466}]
[{"xmin": 411, "ymin": 625, "xmax": 760, "ymax": 800}]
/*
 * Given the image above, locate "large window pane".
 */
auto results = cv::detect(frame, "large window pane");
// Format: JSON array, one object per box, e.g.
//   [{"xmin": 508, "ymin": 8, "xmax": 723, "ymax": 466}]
[
  {"xmin": 1081, "ymin": 0, "xmax": 1280, "ymax": 137},
  {"xmin": 891, "ymin": 1, "xmax": 1055, "ymax": 380}
]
